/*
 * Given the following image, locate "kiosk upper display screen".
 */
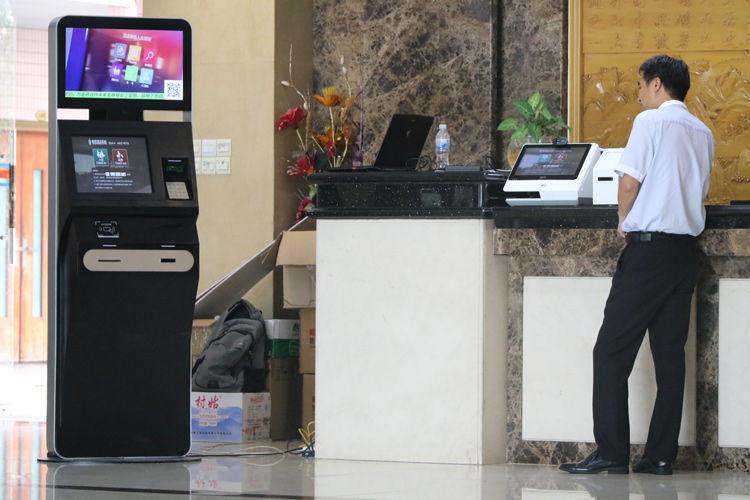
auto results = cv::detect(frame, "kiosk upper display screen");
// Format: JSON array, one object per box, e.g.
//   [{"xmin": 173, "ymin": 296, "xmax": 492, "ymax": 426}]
[
  {"xmin": 508, "ymin": 144, "xmax": 592, "ymax": 180},
  {"xmin": 72, "ymin": 136, "xmax": 153, "ymax": 194},
  {"xmin": 64, "ymin": 27, "xmax": 184, "ymax": 102}
]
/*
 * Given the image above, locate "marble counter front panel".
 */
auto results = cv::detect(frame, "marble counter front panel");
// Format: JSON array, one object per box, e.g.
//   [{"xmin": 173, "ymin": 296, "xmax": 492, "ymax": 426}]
[{"xmin": 495, "ymin": 227, "xmax": 750, "ymax": 471}]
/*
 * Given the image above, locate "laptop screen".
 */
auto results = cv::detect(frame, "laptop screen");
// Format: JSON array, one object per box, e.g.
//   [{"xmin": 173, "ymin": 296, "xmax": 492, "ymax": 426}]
[
  {"xmin": 508, "ymin": 144, "xmax": 593, "ymax": 180},
  {"xmin": 372, "ymin": 114, "xmax": 434, "ymax": 169}
]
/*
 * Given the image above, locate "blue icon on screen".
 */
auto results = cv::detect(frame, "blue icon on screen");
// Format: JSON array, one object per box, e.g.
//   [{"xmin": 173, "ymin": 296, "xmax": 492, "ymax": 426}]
[
  {"xmin": 114, "ymin": 43, "xmax": 128, "ymax": 59},
  {"xmin": 139, "ymin": 68, "xmax": 154, "ymax": 85}
]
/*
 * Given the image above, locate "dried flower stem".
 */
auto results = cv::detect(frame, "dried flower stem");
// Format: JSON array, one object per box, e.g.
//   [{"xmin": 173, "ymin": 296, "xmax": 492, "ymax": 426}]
[
  {"xmin": 295, "ymin": 129, "xmax": 306, "ymax": 154},
  {"xmin": 329, "ymin": 107, "xmax": 337, "ymax": 168},
  {"xmin": 286, "ymin": 45, "xmax": 310, "ymax": 110},
  {"xmin": 341, "ymin": 55, "xmax": 352, "ymax": 98}
]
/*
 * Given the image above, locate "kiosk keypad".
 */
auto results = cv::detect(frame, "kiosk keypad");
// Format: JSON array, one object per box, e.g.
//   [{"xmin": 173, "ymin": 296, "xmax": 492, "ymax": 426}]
[
  {"xmin": 166, "ymin": 181, "xmax": 190, "ymax": 200},
  {"xmin": 162, "ymin": 158, "xmax": 193, "ymax": 200}
]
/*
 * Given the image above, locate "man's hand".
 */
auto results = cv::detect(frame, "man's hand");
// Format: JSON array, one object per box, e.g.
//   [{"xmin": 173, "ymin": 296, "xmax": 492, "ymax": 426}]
[{"xmin": 618, "ymin": 219, "xmax": 627, "ymax": 237}]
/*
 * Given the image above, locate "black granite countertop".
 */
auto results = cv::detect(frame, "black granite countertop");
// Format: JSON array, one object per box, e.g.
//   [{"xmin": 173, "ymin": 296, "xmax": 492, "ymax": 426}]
[
  {"xmin": 308, "ymin": 169, "xmax": 504, "ymax": 183},
  {"xmin": 307, "ymin": 207, "xmax": 494, "ymax": 219},
  {"xmin": 308, "ymin": 205, "xmax": 750, "ymax": 225},
  {"xmin": 493, "ymin": 205, "xmax": 750, "ymax": 229}
]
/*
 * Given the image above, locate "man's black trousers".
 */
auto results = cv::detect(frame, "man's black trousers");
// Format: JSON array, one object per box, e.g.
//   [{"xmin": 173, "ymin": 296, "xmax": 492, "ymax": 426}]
[{"xmin": 593, "ymin": 234, "xmax": 697, "ymax": 464}]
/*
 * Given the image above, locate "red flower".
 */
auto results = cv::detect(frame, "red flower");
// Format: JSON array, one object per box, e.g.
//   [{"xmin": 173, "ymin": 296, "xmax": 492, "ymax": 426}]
[
  {"xmin": 324, "ymin": 140, "xmax": 336, "ymax": 157},
  {"xmin": 287, "ymin": 153, "xmax": 316, "ymax": 178},
  {"xmin": 276, "ymin": 106, "xmax": 306, "ymax": 131},
  {"xmin": 296, "ymin": 196, "xmax": 314, "ymax": 220}
]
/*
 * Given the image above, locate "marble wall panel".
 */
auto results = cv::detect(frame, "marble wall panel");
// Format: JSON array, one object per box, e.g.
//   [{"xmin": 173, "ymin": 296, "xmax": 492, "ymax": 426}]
[
  {"xmin": 313, "ymin": 0, "xmax": 567, "ymax": 169},
  {"xmin": 313, "ymin": 0, "xmax": 497, "ymax": 167},
  {"xmin": 499, "ymin": 0, "xmax": 567, "ymax": 166}
]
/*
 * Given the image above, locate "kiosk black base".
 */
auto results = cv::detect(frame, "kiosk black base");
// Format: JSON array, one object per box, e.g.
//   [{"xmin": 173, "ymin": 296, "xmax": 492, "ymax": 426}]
[
  {"xmin": 39, "ymin": 455, "xmax": 201, "ymax": 464},
  {"xmin": 52, "ymin": 217, "xmax": 198, "ymax": 458}
]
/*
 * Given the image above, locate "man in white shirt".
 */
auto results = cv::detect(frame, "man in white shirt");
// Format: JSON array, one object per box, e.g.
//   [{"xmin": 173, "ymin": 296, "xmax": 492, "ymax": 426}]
[{"xmin": 560, "ymin": 55, "xmax": 715, "ymax": 475}]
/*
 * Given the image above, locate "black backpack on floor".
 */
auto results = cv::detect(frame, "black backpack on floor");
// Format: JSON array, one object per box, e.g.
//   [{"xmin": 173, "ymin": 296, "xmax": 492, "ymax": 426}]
[{"xmin": 192, "ymin": 300, "xmax": 266, "ymax": 392}]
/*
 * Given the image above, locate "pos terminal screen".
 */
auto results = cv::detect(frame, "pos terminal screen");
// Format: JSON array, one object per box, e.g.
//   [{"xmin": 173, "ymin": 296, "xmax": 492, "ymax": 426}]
[
  {"xmin": 508, "ymin": 144, "xmax": 592, "ymax": 180},
  {"xmin": 72, "ymin": 136, "xmax": 153, "ymax": 194}
]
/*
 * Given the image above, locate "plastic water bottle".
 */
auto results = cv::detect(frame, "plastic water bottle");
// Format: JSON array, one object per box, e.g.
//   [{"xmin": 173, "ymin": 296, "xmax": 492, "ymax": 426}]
[{"xmin": 435, "ymin": 124, "xmax": 450, "ymax": 170}]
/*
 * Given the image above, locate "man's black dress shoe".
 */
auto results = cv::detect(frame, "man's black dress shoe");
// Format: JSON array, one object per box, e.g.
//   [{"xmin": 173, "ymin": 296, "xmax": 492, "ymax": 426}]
[
  {"xmin": 559, "ymin": 451, "xmax": 629, "ymax": 474},
  {"xmin": 633, "ymin": 457, "xmax": 673, "ymax": 475}
]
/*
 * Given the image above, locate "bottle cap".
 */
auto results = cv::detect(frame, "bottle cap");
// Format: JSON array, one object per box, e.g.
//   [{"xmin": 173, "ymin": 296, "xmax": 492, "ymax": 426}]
[{"xmin": 439, "ymin": 124, "xmax": 447, "ymax": 129}]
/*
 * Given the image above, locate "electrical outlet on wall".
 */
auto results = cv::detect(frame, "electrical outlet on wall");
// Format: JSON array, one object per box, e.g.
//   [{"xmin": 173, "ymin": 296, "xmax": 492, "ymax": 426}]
[
  {"xmin": 217, "ymin": 139, "xmax": 231, "ymax": 156},
  {"xmin": 216, "ymin": 157, "xmax": 231, "ymax": 174},
  {"xmin": 201, "ymin": 157, "xmax": 216, "ymax": 175}
]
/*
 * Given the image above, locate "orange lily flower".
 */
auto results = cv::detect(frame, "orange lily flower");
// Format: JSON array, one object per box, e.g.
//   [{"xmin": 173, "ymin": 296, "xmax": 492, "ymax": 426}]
[
  {"xmin": 314, "ymin": 128, "xmax": 333, "ymax": 146},
  {"xmin": 314, "ymin": 127, "xmax": 352, "ymax": 150},
  {"xmin": 313, "ymin": 87, "xmax": 341, "ymax": 107}
]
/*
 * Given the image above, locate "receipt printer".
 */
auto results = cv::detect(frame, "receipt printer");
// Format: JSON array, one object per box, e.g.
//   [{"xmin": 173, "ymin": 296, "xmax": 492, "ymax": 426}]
[{"xmin": 593, "ymin": 148, "xmax": 625, "ymax": 205}]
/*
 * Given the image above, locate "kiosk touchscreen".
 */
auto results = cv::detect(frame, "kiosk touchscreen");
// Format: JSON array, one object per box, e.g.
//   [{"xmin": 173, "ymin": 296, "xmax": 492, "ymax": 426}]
[
  {"xmin": 503, "ymin": 143, "xmax": 601, "ymax": 206},
  {"xmin": 48, "ymin": 16, "xmax": 198, "ymax": 460}
]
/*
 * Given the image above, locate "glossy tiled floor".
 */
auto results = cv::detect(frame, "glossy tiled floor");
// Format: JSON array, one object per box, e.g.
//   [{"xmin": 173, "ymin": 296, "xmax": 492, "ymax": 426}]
[{"xmin": 2, "ymin": 364, "xmax": 750, "ymax": 499}]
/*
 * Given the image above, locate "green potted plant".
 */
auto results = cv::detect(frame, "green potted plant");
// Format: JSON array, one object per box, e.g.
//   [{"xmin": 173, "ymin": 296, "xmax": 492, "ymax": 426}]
[{"xmin": 497, "ymin": 92, "xmax": 571, "ymax": 166}]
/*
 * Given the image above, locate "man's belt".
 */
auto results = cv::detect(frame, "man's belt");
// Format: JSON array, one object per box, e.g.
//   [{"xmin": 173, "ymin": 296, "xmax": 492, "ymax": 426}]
[{"xmin": 625, "ymin": 231, "xmax": 695, "ymax": 243}]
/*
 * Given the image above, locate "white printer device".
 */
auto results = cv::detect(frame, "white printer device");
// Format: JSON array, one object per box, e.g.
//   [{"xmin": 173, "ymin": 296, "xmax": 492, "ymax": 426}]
[
  {"xmin": 592, "ymin": 147, "xmax": 624, "ymax": 205},
  {"xmin": 503, "ymin": 142, "xmax": 601, "ymax": 206}
]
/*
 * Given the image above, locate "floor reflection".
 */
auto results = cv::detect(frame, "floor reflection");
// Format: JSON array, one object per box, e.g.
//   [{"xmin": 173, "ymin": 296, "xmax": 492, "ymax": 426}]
[
  {"xmin": 2, "ymin": 419, "xmax": 750, "ymax": 500},
  {"xmin": 46, "ymin": 461, "xmax": 193, "ymax": 499},
  {"xmin": 2, "ymin": 420, "xmax": 47, "ymax": 500}
]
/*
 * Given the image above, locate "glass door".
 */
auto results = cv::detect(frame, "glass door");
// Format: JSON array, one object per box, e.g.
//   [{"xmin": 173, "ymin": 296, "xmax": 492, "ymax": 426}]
[
  {"xmin": 0, "ymin": 129, "xmax": 48, "ymax": 362},
  {"xmin": 0, "ymin": 127, "xmax": 15, "ymax": 362}
]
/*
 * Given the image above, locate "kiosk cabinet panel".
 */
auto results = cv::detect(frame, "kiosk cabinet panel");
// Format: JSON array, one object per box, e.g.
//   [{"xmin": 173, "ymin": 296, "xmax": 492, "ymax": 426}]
[{"xmin": 50, "ymin": 120, "xmax": 199, "ymax": 458}]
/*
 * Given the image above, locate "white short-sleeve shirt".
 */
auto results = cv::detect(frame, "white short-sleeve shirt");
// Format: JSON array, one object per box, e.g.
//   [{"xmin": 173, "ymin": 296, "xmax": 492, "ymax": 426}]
[{"xmin": 616, "ymin": 100, "xmax": 715, "ymax": 237}]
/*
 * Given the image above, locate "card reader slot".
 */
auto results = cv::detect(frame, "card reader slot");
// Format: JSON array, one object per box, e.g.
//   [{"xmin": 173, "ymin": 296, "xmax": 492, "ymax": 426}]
[{"xmin": 83, "ymin": 249, "xmax": 194, "ymax": 272}]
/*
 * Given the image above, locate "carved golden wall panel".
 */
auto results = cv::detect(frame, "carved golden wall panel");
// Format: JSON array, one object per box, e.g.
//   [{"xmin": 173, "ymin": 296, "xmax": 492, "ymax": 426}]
[
  {"xmin": 583, "ymin": 0, "xmax": 750, "ymax": 53},
  {"xmin": 572, "ymin": 0, "xmax": 750, "ymax": 203}
]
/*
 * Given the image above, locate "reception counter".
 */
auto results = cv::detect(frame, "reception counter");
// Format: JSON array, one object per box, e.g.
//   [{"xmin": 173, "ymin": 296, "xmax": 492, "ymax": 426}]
[{"xmin": 311, "ymin": 192, "xmax": 750, "ymax": 469}]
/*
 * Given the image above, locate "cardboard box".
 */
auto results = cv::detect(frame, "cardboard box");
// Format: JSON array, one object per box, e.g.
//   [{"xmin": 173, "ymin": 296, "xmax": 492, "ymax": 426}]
[
  {"xmin": 299, "ymin": 309, "xmax": 316, "ymax": 373},
  {"xmin": 266, "ymin": 358, "xmax": 302, "ymax": 440},
  {"xmin": 265, "ymin": 319, "xmax": 300, "ymax": 358},
  {"xmin": 191, "ymin": 392, "xmax": 270, "ymax": 442},
  {"xmin": 302, "ymin": 374, "xmax": 315, "ymax": 429},
  {"xmin": 276, "ymin": 231, "xmax": 316, "ymax": 308}
]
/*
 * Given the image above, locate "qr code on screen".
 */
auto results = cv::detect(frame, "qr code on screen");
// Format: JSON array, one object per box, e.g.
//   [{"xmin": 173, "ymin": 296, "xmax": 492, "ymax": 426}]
[{"xmin": 164, "ymin": 80, "xmax": 183, "ymax": 100}]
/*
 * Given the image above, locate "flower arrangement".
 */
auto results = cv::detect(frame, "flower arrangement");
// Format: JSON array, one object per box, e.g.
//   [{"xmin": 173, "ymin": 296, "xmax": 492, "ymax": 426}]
[{"xmin": 276, "ymin": 49, "xmax": 363, "ymax": 219}]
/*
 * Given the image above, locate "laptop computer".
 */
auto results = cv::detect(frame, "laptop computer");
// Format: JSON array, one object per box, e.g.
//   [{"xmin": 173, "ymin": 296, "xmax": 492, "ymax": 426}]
[{"xmin": 333, "ymin": 114, "xmax": 434, "ymax": 171}]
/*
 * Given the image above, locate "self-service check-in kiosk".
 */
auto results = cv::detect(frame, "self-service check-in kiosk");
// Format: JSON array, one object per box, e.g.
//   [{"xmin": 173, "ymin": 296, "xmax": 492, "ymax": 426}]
[
  {"xmin": 47, "ymin": 16, "xmax": 198, "ymax": 459},
  {"xmin": 504, "ymin": 143, "xmax": 601, "ymax": 206}
]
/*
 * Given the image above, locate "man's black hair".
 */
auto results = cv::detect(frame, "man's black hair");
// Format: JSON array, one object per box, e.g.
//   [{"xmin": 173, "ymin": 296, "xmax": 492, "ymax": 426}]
[{"xmin": 639, "ymin": 55, "xmax": 691, "ymax": 101}]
